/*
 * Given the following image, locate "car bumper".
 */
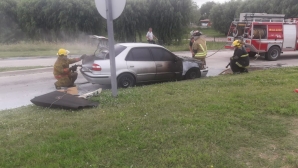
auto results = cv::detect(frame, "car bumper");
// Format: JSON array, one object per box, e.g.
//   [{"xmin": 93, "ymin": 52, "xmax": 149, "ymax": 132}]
[
  {"xmin": 80, "ymin": 68, "xmax": 209, "ymax": 85},
  {"xmin": 200, "ymin": 68, "xmax": 208, "ymax": 77},
  {"xmin": 80, "ymin": 68, "xmax": 111, "ymax": 85}
]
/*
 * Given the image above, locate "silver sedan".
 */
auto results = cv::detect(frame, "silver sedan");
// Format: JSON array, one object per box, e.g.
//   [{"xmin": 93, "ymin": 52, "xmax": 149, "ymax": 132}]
[{"xmin": 80, "ymin": 43, "xmax": 208, "ymax": 88}]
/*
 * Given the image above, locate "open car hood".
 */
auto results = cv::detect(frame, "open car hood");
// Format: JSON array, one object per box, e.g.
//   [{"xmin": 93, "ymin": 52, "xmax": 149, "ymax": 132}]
[{"xmin": 176, "ymin": 55, "xmax": 203, "ymax": 64}]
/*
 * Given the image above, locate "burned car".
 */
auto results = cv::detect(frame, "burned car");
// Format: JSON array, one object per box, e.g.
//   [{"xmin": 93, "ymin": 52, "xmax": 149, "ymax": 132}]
[{"xmin": 80, "ymin": 36, "xmax": 208, "ymax": 88}]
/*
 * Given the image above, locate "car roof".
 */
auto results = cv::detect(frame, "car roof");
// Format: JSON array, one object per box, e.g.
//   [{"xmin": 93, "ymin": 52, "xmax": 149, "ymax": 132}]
[{"xmin": 117, "ymin": 43, "xmax": 164, "ymax": 48}]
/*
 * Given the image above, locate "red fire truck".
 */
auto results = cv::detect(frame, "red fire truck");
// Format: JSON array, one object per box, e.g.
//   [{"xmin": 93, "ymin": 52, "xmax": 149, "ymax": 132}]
[{"xmin": 225, "ymin": 13, "xmax": 298, "ymax": 61}]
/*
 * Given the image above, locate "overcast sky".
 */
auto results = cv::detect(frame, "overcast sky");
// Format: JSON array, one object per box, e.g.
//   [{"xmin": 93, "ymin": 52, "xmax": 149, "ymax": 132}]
[{"xmin": 193, "ymin": 0, "xmax": 229, "ymax": 8}]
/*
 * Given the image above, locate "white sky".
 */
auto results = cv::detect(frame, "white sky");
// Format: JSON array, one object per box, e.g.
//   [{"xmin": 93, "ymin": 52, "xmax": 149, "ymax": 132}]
[{"xmin": 193, "ymin": 0, "xmax": 229, "ymax": 8}]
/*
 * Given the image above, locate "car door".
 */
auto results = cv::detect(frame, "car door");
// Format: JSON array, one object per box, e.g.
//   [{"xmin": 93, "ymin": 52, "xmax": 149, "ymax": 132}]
[
  {"xmin": 150, "ymin": 47, "xmax": 182, "ymax": 81},
  {"xmin": 125, "ymin": 47, "xmax": 156, "ymax": 82}
]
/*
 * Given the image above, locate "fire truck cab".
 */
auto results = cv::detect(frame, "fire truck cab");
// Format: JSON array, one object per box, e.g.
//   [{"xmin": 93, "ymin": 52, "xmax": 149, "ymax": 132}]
[{"xmin": 225, "ymin": 13, "xmax": 298, "ymax": 61}]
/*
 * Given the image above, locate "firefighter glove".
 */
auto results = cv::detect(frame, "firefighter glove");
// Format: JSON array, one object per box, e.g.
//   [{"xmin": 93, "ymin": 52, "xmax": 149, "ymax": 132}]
[{"xmin": 70, "ymin": 65, "xmax": 78, "ymax": 72}]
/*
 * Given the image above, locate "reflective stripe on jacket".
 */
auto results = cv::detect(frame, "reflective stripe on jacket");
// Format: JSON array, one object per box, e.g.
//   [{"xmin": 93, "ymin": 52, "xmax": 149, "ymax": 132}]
[{"xmin": 193, "ymin": 38, "xmax": 207, "ymax": 58}]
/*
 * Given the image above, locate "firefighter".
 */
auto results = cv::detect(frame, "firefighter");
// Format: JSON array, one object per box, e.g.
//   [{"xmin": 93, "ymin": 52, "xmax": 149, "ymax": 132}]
[
  {"xmin": 192, "ymin": 31, "xmax": 207, "ymax": 68},
  {"xmin": 53, "ymin": 48, "xmax": 85, "ymax": 89},
  {"xmin": 230, "ymin": 40, "xmax": 249, "ymax": 74}
]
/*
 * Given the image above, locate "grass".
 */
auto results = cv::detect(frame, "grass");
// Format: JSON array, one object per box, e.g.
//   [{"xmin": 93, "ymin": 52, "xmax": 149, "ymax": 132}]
[
  {"xmin": 1, "ymin": 67, "xmax": 298, "ymax": 167},
  {"xmin": 0, "ymin": 41, "xmax": 97, "ymax": 58},
  {"xmin": 0, "ymin": 66, "xmax": 47, "ymax": 72},
  {"xmin": 200, "ymin": 28, "xmax": 226, "ymax": 38}
]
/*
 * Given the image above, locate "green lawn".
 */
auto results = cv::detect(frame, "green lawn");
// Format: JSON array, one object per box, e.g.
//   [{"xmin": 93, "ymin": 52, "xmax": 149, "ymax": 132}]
[
  {"xmin": 0, "ymin": 42, "xmax": 97, "ymax": 58},
  {"xmin": 0, "ymin": 66, "xmax": 48, "ymax": 72},
  {"xmin": 200, "ymin": 28, "xmax": 226, "ymax": 37},
  {"xmin": 1, "ymin": 67, "xmax": 298, "ymax": 167}
]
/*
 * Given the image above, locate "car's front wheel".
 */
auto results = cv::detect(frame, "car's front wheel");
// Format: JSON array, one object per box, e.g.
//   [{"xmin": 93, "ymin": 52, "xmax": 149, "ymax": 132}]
[
  {"xmin": 117, "ymin": 73, "xmax": 135, "ymax": 88},
  {"xmin": 185, "ymin": 69, "xmax": 201, "ymax": 80}
]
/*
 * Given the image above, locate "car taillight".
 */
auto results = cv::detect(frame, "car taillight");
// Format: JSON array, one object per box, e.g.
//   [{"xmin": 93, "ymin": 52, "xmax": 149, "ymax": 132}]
[{"xmin": 92, "ymin": 64, "xmax": 101, "ymax": 71}]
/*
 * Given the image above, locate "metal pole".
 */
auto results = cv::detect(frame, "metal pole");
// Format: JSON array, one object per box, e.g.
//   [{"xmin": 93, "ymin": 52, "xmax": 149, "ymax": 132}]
[{"xmin": 105, "ymin": 0, "xmax": 118, "ymax": 97}]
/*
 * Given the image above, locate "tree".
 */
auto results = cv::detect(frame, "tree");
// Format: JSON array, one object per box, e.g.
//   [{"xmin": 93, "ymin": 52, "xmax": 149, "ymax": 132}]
[
  {"xmin": 200, "ymin": 1, "xmax": 216, "ymax": 20},
  {"xmin": 0, "ymin": 0, "xmax": 195, "ymax": 44},
  {"xmin": 189, "ymin": 2, "xmax": 201, "ymax": 26},
  {"xmin": 16, "ymin": 0, "xmax": 105, "ymax": 42},
  {"xmin": 236, "ymin": 0, "xmax": 283, "ymax": 15},
  {"xmin": 209, "ymin": 0, "xmax": 242, "ymax": 35},
  {"xmin": 0, "ymin": 0, "xmax": 24, "ymax": 43},
  {"xmin": 114, "ymin": 0, "xmax": 149, "ymax": 42},
  {"xmin": 281, "ymin": 0, "xmax": 298, "ymax": 18},
  {"xmin": 147, "ymin": 0, "xmax": 193, "ymax": 44}
]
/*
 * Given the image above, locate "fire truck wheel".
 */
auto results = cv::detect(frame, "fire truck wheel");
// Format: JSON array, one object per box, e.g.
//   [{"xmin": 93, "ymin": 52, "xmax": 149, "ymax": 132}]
[
  {"xmin": 248, "ymin": 52, "xmax": 256, "ymax": 57},
  {"xmin": 266, "ymin": 46, "xmax": 281, "ymax": 61}
]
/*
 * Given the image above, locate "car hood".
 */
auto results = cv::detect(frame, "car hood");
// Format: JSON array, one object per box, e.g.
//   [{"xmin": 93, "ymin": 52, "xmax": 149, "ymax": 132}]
[
  {"xmin": 176, "ymin": 55, "xmax": 202, "ymax": 63},
  {"xmin": 176, "ymin": 55, "xmax": 205, "ymax": 75}
]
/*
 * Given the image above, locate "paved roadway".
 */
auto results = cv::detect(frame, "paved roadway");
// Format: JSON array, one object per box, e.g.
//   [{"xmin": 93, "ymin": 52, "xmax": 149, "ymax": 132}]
[{"xmin": 0, "ymin": 50, "xmax": 298, "ymax": 110}]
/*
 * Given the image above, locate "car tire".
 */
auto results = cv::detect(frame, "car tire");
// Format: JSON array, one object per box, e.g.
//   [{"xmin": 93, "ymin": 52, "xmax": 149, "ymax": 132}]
[
  {"xmin": 117, "ymin": 73, "xmax": 135, "ymax": 88},
  {"xmin": 266, "ymin": 46, "xmax": 281, "ymax": 61},
  {"xmin": 185, "ymin": 69, "xmax": 201, "ymax": 80}
]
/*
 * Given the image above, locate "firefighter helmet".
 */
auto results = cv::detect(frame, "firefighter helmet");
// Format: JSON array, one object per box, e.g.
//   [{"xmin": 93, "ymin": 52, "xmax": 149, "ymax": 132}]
[
  {"xmin": 57, "ymin": 49, "xmax": 70, "ymax": 56},
  {"xmin": 231, "ymin": 40, "xmax": 241, "ymax": 47},
  {"xmin": 192, "ymin": 30, "xmax": 202, "ymax": 36}
]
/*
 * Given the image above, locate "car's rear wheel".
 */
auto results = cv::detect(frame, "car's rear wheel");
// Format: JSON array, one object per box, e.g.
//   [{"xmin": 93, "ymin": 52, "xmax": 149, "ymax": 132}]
[
  {"xmin": 185, "ymin": 69, "xmax": 201, "ymax": 80},
  {"xmin": 117, "ymin": 73, "xmax": 135, "ymax": 88}
]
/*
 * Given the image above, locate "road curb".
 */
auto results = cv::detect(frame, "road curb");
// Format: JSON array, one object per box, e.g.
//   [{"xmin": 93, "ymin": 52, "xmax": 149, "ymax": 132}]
[{"xmin": 0, "ymin": 67, "xmax": 53, "ymax": 77}]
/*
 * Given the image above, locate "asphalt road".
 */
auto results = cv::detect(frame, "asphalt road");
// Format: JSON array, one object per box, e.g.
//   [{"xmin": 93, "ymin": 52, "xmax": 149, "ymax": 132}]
[{"xmin": 1, "ymin": 50, "xmax": 298, "ymax": 110}]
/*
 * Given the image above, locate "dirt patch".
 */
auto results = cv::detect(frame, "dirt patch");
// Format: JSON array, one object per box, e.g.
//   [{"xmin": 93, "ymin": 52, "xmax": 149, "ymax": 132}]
[{"xmin": 220, "ymin": 65, "xmax": 279, "ymax": 75}]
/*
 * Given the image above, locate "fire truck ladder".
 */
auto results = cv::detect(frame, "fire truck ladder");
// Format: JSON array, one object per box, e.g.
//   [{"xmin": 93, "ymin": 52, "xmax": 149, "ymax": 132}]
[{"xmin": 243, "ymin": 13, "xmax": 285, "ymax": 22}]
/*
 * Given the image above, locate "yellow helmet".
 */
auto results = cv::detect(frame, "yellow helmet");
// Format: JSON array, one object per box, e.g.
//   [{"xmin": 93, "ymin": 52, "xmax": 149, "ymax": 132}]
[
  {"xmin": 57, "ymin": 48, "xmax": 70, "ymax": 56},
  {"xmin": 231, "ymin": 40, "xmax": 241, "ymax": 47}
]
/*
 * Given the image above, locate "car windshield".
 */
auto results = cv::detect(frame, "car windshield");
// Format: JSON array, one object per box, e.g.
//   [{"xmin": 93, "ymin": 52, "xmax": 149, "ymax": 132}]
[{"xmin": 95, "ymin": 44, "xmax": 127, "ymax": 59}]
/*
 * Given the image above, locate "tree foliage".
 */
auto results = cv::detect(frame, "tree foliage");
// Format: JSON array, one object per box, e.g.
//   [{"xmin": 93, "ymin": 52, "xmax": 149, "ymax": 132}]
[
  {"xmin": 114, "ymin": 0, "xmax": 149, "ymax": 42},
  {"xmin": 200, "ymin": 1, "xmax": 216, "ymax": 20},
  {"xmin": 1, "ymin": 0, "xmax": 296, "ymax": 44},
  {"xmin": 16, "ymin": 0, "xmax": 105, "ymax": 42},
  {"xmin": 189, "ymin": 3, "xmax": 201, "ymax": 25},
  {"xmin": 0, "ymin": 0, "xmax": 24, "ymax": 43},
  {"xmin": 210, "ymin": 0, "xmax": 242, "ymax": 35},
  {"xmin": 114, "ymin": 0, "xmax": 194, "ymax": 44}
]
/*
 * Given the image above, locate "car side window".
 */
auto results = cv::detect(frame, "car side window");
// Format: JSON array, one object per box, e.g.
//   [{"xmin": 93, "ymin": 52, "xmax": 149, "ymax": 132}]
[
  {"xmin": 151, "ymin": 48, "xmax": 175, "ymax": 61},
  {"xmin": 126, "ymin": 48, "xmax": 153, "ymax": 61},
  {"xmin": 163, "ymin": 49, "xmax": 175, "ymax": 61},
  {"xmin": 150, "ymin": 48, "xmax": 163, "ymax": 61}
]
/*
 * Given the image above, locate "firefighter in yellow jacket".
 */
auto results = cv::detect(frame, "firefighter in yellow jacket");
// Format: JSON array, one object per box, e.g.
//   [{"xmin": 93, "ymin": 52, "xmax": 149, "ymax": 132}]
[
  {"xmin": 53, "ymin": 49, "xmax": 85, "ymax": 89},
  {"xmin": 192, "ymin": 31, "xmax": 207, "ymax": 68},
  {"xmin": 230, "ymin": 40, "xmax": 249, "ymax": 74}
]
